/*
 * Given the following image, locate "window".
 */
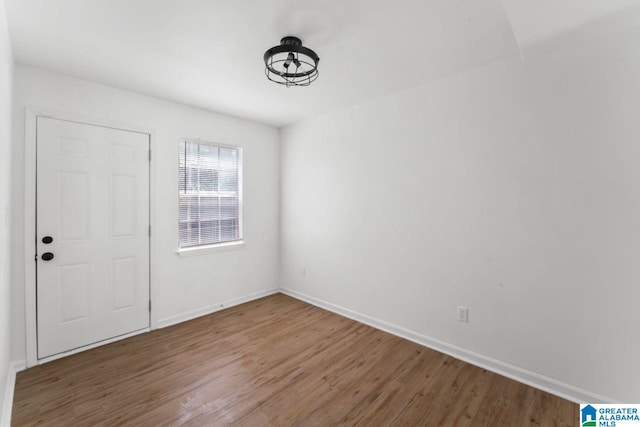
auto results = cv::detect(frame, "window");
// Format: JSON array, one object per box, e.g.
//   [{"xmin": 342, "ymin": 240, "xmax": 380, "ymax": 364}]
[{"xmin": 179, "ymin": 139, "xmax": 242, "ymax": 249}]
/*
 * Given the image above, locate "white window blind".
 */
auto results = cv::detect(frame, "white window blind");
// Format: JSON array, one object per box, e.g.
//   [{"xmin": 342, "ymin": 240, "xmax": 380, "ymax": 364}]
[{"xmin": 179, "ymin": 139, "xmax": 242, "ymax": 248}]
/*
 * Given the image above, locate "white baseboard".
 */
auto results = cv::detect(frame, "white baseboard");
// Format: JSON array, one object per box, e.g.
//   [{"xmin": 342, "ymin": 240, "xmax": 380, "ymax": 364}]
[
  {"xmin": 280, "ymin": 287, "xmax": 615, "ymax": 404},
  {"xmin": 1, "ymin": 360, "xmax": 27, "ymax": 427},
  {"xmin": 157, "ymin": 288, "xmax": 280, "ymax": 329}
]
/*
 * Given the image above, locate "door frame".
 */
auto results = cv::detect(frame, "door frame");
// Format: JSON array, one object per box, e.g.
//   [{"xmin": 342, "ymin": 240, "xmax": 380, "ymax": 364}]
[{"xmin": 24, "ymin": 108, "xmax": 158, "ymax": 367}]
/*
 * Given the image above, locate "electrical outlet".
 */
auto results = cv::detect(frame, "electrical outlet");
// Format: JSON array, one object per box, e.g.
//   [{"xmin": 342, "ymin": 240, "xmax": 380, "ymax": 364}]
[{"xmin": 457, "ymin": 306, "xmax": 469, "ymax": 323}]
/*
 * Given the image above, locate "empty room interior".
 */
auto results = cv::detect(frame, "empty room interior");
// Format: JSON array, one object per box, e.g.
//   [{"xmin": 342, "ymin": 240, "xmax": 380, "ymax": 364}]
[{"xmin": 1, "ymin": 0, "xmax": 640, "ymax": 425}]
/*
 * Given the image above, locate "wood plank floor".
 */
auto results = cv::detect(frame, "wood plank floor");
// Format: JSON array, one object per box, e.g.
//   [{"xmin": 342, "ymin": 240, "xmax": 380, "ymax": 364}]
[{"xmin": 12, "ymin": 293, "xmax": 578, "ymax": 426}]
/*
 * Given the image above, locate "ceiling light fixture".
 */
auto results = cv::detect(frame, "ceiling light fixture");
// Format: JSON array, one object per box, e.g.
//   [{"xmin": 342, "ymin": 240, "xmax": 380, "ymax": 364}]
[{"xmin": 264, "ymin": 36, "xmax": 320, "ymax": 87}]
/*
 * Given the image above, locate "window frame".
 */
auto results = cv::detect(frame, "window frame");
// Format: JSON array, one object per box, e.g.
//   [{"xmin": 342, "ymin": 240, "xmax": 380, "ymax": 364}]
[{"xmin": 177, "ymin": 138, "xmax": 244, "ymax": 255}]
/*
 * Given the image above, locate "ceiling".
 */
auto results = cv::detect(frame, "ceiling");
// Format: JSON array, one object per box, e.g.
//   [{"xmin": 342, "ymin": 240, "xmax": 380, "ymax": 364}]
[{"xmin": 5, "ymin": 0, "xmax": 640, "ymax": 127}]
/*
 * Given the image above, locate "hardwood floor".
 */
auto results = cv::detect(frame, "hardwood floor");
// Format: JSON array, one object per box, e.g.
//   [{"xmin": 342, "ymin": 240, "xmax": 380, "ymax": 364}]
[{"xmin": 12, "ymin": 293, "xmax": 578, "ymax": 426}]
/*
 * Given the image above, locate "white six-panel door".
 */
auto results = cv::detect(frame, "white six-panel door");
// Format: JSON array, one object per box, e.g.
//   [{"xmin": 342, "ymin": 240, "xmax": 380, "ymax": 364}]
[{"xmin": 36, "ymin": 117, "xmax": 150, "ymax": 359}]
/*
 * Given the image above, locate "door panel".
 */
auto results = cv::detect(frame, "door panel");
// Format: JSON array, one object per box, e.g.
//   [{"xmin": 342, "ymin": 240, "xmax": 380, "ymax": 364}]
[{"xmin": 37, "ymin": 117, "xmax": 150, "ymax": 359}]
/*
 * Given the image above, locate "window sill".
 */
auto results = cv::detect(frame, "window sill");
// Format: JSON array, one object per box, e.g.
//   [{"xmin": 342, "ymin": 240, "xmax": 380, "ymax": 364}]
[{"xmin": 177, "ymin": 240, "xmax": 245, "ymax": 257}]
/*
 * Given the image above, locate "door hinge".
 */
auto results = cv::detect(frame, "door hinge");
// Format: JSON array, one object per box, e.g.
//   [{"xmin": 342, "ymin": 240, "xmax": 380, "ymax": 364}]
[
  {"xmin": 149, "ymin": 150, "xmax": 152, "ymax": 161},
  {"xmin": 148, "ymin": 225, "xmax": 151, "ymax": 237},
  {"xmin": 149, "ymin": 300, "xmax": 152, "ymax": 312}
]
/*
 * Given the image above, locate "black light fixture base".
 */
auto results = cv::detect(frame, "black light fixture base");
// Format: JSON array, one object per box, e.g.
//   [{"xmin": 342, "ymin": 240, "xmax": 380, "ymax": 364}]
[{"xmin": 280, "ymin": 36, "xmax": 302, "ymax": 47}]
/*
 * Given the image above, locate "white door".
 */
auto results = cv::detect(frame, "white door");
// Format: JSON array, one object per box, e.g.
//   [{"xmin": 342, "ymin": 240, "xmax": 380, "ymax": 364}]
[{"xmin": 36, "ymin": 117, "xmax": 150, "ymax": 359}]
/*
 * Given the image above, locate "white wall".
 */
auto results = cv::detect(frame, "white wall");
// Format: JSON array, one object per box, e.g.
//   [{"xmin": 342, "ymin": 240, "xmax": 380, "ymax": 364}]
[
  {"xmin": 0, "ymin": 0, "xmax": 12, "ymax": 421},
  {"xmin": 281, "ymin": 29, "xmax": 640, "ymax": 402},
  {"xmin": 11, "ymin": 65, "xmax": 280, "ymax": 362}
]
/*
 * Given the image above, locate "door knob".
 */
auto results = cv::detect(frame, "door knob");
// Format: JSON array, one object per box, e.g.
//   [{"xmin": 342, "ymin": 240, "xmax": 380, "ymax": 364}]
[
  {"xmin": 42, "ymin": 236, "xmax": 53, "ymax": 244},
  {"xmin": 41, "ymin": 252, "xmax": 55, "ymax": 261}
]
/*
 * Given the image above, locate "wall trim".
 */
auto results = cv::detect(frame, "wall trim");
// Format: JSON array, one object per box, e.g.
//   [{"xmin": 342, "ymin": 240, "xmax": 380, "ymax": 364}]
[
  {"xmin": 157, "ymin": 288, "xmax": 280, "ymax": 329},
  {"xmin": 280, "ymin": 287, "xmax": 615, "ymax": 404},
  {"xmin": 1, "ymin": 360, "xmax": 26, "ymax": 427}
]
